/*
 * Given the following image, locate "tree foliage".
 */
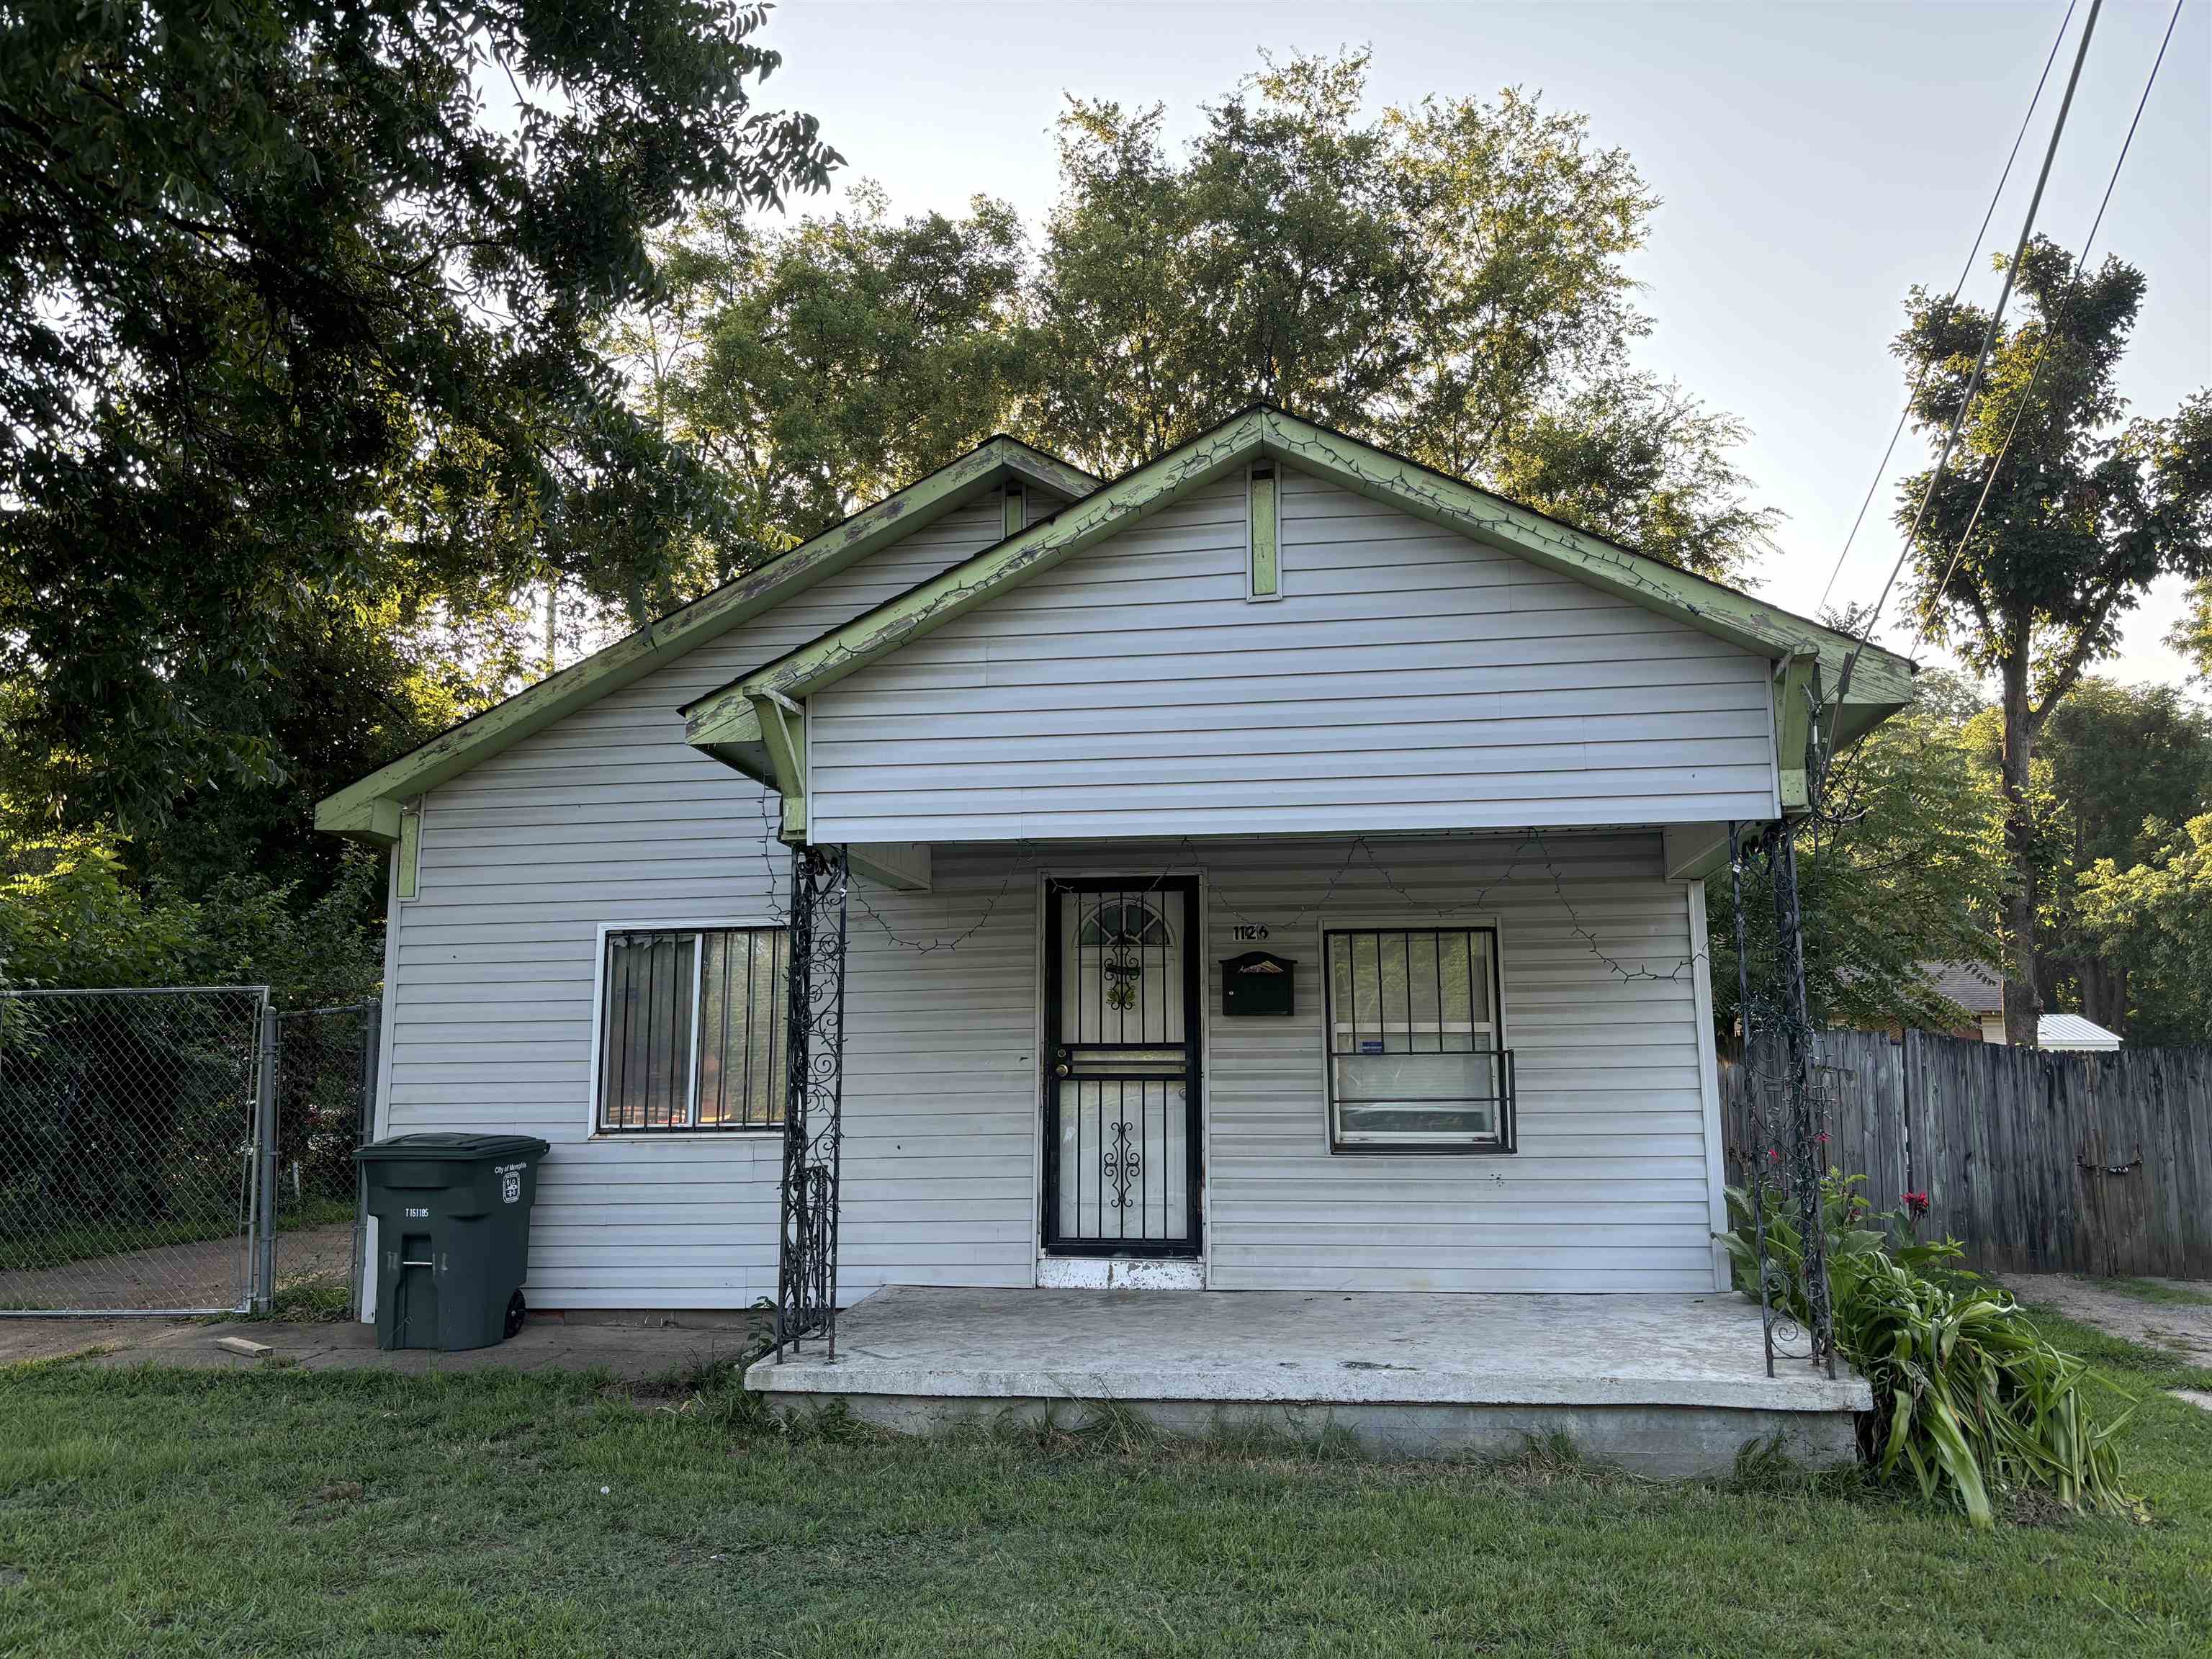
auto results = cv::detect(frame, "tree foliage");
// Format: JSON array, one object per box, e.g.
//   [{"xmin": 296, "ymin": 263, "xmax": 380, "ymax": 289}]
[
  {"xmin": 1710, "ymin": 671, "xmax": 2004, "ymax": 1038},
  {"xmin": 605, "ymin": 186, "xmax": 1035, "ymax": 607},
  {"xmin": 642, "ymin": 50, "xmax": 1779, "ymax": 583},
  {"xmin": 2074, "ymin": 814, "xmax": 2212, "ymax": 1049},
  {"xmin": 1962, "ymin": 678, "xmax": 2212, "ymax": 1038},
  {"xmin": 1892, "ymin": 238, "xmax": 2212, "ymax": 1042},
  {"xmin": 1, "ymin": 0, "xmax": 836, "ymax": 835}
]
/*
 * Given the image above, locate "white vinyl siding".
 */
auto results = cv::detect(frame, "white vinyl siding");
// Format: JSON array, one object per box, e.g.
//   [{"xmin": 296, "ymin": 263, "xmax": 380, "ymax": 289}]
[
  {"xmin": 807, "ymin": 468, "xmax": 1779, "ymax": 842},
  {"xmin": 1195, "ymin": 833, "xmax": 1717, "ymax": 1292},
  {"xmin": 379, "ymin": 498, "xmax": 1027, "ymax": 1309}
]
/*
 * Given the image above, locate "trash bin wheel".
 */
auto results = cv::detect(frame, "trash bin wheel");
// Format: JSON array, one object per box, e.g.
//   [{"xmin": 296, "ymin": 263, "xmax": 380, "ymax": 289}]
[{"xmin": 504, "ymin": 1290, "xmax": 527, "ymax": 1339}]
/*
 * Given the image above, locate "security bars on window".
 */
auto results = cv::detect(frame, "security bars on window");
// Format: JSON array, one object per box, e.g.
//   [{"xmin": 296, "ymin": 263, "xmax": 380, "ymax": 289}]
[
  {"xmin": 1323, "ymin": 927, "xmax": 1514, "ymax": 1154},
  {"xmin": 597, "ymin": 928, "xmax": 789, "ymax": 1132}
]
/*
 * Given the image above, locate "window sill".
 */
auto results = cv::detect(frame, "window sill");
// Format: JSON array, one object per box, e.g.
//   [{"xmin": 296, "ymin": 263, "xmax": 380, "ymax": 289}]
[
  {"xmin": 588, "ymin": 1128, "xmax": 784, "ymax": 1143},
  {"xmin": 1328, "ymin": 1141, "xmax": 1516, "ymax": 1157}
]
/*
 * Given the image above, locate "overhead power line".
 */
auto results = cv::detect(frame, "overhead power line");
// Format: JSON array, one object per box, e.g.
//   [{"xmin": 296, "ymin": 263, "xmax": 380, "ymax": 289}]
[
  {"xmin": 1833, "ymin": 0, "xmax": 2105, "ymax": 708},
  {"xmin": 1907, "ymin": 0, "xmax": 2188, "ymax": 667},
  {"xmin": 1813, "ymin": 0, "xmax": 2083, "ymax": 614}
]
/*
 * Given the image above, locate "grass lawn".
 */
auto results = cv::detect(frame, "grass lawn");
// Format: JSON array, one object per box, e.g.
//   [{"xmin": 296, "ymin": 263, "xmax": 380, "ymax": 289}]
[{"xmin": 1, "ymin": 1308, "xmax": 2207, "ymax": 1658}]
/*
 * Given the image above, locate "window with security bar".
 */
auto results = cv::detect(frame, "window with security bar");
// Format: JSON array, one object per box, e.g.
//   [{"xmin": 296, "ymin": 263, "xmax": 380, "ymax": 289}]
[
  {"xmin": 596, "ymin": 928, "xmax": 788, "ymax": 1132},
  {"xmin": 1323, "ymin": 927, "xmax": 1514, "ymax": 1154}
]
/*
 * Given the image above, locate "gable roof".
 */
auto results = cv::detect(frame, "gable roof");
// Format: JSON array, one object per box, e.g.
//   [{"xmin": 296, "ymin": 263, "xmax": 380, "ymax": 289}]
[
  {"xmin": 315, "ymin": 436, "xmax": 1096, "ymax": 842},
  {"xmin": 683, "ymin": 405, "xmax": 1917, "ymax": 835}
]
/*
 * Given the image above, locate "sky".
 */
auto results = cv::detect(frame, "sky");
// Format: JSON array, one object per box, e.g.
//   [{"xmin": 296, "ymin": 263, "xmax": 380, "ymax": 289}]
[{"xmin": 746, "ymin": 0, "xmax": 2210, "ymax": 691}]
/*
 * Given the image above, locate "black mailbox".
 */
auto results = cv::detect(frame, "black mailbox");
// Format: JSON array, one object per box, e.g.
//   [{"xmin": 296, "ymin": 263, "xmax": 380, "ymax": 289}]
[{"xmin": 1221, "ymin": 950, "xmax": 1296, "ymax": 1017}]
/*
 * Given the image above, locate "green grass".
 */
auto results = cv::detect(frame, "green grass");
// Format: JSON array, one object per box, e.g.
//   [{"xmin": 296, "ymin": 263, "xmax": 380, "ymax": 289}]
[
  {"xmin": 0, "ymin": 1318, "xmax": 2208, "ymax": 1657},
  {"xmin": 2103, "ymin": 1277, "xmax": 2212, "ymax": 1308}
]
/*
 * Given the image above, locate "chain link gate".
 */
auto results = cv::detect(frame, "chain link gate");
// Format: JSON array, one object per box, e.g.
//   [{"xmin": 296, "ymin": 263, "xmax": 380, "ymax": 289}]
[
  {"xmin": 0, "ymin": 987, "xmax": 272, "ymax": 1316},
  {"xmin": 271, "ymin": 1002, "xmax": 381, "ymax": 1318}
]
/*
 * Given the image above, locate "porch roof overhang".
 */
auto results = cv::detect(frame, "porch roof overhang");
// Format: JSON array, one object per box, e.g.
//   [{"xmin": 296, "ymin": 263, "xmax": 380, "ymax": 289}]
[
  {"xmin": 313, "ymin": 436, "xmax": 1097, "ymax": 845},
  {"xmin": 683, "ymin": 407, "xmax": 1917, "ymax": 842}
]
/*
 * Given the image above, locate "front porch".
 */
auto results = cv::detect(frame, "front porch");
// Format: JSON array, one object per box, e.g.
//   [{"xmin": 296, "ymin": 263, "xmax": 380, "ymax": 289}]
[{"xmin": 749, "ymin": 1285, "xmax": 1869, "ymax": 1477}]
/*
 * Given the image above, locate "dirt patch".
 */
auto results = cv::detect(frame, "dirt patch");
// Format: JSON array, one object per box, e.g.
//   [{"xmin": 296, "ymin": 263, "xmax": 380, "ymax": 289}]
[{"xmin": 2008, "ymin": 1274, "xmax": 2212, "ymax": 1362}]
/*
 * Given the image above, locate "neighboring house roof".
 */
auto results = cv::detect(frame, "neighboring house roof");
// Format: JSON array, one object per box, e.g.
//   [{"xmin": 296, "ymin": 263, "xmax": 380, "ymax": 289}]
[
  {"xmin": 314, "ymin": 436, "xmax": 1097, "ymax": 843},
  {"xmin": 1915, "ymin": 966, "xmax": 2123, "ymax": 1049},
  {"xmin": 2038, "ymin": 1012, "xmax": 2123, "ymax": 1051},
  {"xmin": 1922, "ymin": 960, "xmax": 2004, "ymax": 1018},
  {"xmin": 684, "ymin": 404, "xmax": 1918, "ymax": 831}
]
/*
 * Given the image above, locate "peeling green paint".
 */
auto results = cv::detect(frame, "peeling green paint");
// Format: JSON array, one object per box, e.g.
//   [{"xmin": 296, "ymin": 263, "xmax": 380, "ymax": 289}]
[
  {"xmin": 1773, "ymin": 652, "xmax": 1819, "ymax": 815},
  {"xmin": 1003, "ymin": 483, "xmax": 1025, "ymax": 539},
  {"xmin": 693, "ymin": 407, "xmax": 1915, "ymax": 814},
  {"xmin": 1247, "ymin": 463, "xmax": 1279, "ymax": 600},
  {"xmin": 395, "ymin": 804, "xmax": 421, "ymax": 899},
  {"xmin": 313, "ymin": 436, "xmax": 1096, "ymax": 844}
]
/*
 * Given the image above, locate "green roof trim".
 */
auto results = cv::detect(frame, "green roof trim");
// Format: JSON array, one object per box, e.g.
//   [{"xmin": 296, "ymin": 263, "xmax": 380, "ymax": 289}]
[
  {"xmin": 690, "ymin": 406, "xmax": 1915, "ymax": 819},
  {"xmin": 314, "ymin": 436, "xmax": 1096, "ymax": 843}
]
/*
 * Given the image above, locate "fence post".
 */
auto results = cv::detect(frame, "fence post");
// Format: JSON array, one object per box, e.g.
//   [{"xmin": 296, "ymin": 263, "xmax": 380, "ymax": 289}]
[
  {"xmin": 352, "ymin": 1002, "xmax": 380, "ymax": 1321},
  {"xmin": 253, "ymin": 999, "xmax": 279, "ymax": 1315}
]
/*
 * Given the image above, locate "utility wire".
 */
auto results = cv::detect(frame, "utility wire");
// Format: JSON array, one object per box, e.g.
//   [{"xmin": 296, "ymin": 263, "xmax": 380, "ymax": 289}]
[
  {"xmin": 1905, "ymin": 0, "xmax": 2185, "ymax": 667},
  {"xmin": 1814, "ymin": 0, "xmax": 2083, "ymax": 613},
  {"xmin": 1833, "ymin": 0, "xmax": 2105, "ymax": 710}
]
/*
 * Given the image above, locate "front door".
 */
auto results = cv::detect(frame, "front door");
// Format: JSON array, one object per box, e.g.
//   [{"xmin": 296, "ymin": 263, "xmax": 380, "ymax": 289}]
[{"xmin": 1042, "ymin": 877, "xmax": 1202, "ymax": 1256}]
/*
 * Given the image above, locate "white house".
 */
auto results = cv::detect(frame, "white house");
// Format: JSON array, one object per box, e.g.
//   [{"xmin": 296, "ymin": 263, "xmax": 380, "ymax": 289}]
[{"xmin": 320, "ymin": 406, "xmax": 1908, "ymax": 1468}]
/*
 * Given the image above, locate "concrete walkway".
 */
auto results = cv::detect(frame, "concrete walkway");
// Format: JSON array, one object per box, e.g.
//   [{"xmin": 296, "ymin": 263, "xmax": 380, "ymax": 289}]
[{"xmin": 0, "ymin": 1313, "xmax": 755, "ymax": 1380}]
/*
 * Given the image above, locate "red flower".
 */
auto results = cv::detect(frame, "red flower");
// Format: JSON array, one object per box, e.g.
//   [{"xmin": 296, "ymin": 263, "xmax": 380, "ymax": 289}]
[{"xmin": 1902, "ymin": 1190, "xmax": 1930, "ymax": 1218}]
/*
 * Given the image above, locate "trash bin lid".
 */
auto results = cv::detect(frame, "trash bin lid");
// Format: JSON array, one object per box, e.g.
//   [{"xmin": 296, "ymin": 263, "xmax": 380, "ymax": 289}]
[{"xmin": 356, "ymin": 1132, "xmax": 551, "ymax": 1164}]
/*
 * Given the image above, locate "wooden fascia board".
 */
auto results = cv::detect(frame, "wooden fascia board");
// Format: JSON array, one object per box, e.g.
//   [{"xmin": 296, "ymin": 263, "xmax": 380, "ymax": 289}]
[
  {"xmin": 313, "ymin": 438, "xmax": 1095, "ymax": 844},
  {"xmin": 1772, "ymin": 650, "xmax": 1820, "ymax": 815}
]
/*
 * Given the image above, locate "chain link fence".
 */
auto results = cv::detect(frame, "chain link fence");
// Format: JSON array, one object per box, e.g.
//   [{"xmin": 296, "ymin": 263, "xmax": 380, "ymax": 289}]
[
  {"xmin": 0, "ymin": 988, "xmax": 383, "ymax": 1318},
  {"xmin": 0, "ymin": 988, "xmax": 269, "ymax": 1316},
  {"xmin": 272, "ymin": 1002, "xmax": 381, "ymax": 1318}
]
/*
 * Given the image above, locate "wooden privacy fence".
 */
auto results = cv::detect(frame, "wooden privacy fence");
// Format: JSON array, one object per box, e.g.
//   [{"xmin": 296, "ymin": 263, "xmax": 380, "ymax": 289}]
[{"xmin": 1719, "ymin": 1030, "xmax": 2212, "ymax": 1279}]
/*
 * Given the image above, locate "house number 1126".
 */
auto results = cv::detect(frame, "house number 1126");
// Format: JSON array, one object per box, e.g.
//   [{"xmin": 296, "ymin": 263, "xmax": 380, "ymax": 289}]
[{"xmin": 1232, "ymin": 925, "xmax": 1270, "ymax": 941}]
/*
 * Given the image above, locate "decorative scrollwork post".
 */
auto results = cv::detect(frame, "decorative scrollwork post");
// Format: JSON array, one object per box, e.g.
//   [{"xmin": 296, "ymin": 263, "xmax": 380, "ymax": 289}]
[
  {"xmin": 1768, "ymin": 824, "xmax": 1837, "ymax": 1379},
  {"xmin": 1731, "ymin": 824, "xmax": 1829, "ymax": 1377},
  {"xmin": 775, "ymin": 843, "xmax": 849, "ymax": 1362}
]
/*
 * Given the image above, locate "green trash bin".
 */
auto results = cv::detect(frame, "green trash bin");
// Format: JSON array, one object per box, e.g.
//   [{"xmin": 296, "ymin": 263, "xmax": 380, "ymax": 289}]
[{"xmin": 357, "ymin": 1133, "xmax": 550, "ymax": 1352}]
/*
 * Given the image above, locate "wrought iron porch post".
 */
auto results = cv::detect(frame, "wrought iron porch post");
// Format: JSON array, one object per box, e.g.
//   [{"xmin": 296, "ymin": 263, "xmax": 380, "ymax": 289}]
[
  {"xmin": 1730, "ymin": 824, "xmax": 1780, "ymax": 1380},
  {"xmin": 1768, "ymin": 824, "xmax": 1837, "ymax": 1378},
  {"xmin": 775, "ymin": 843, "xmax": 849, "ymax": 1363}
]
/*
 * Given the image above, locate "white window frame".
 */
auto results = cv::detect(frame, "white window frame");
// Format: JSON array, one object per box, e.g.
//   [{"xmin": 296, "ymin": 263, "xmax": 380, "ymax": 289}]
[
  {"xmin": 585, "ymin": 917, "xmax": 787, "ymax": 1139},
  {"xmin": 1315, "ymin": 915, "xmax": 1513, "ymax": 1156}
]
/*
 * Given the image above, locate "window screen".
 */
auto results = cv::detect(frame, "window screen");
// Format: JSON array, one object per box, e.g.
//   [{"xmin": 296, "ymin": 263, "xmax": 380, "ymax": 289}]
[
  {"xmin": 1323, "ymin": 927, "xmax": 1511, "ymax": 1151},
  {"xmin": 598, "ymin": 927, "xmax": 787, "ymax": 1132}
]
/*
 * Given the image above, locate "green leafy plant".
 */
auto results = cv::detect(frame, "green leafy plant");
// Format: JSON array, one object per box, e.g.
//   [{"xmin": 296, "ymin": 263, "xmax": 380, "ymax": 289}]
[{"xmin": 1721, "ymin": 1172, "xmax": 2136, "ymax": 1528}]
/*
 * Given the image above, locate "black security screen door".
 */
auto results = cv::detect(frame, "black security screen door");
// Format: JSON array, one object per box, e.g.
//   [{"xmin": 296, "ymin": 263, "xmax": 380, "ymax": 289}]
[{"xmin": 1043, "ymin": 877, "xmax": 1202, "ymax": 1256}]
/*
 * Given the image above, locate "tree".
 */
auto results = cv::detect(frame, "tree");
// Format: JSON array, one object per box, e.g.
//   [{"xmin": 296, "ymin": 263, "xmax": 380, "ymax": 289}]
[
  {"xmin": 2023, "ymin": 679, "xmax": 2212, "ymax": 1030},
  {"xmin": 2170, "ymin": 580, "xmax": 2212, "ymax": 686},
  {"xmin": 1710, "ymin": 670, "xmax": 2003, "ymax": 1039},
  {"xmin": 1891, "ymin": 238, "xmax": 2212, "ymax": 1043},
  {"xmin": 611, "ymin": 186, "xmax": 1036, "ymax": 593},
  {"xmin": 644, "ymin": 50, "xmax": 1779, "ymax": 585},
  {"xmin": 1028, "ymin": 53, "xmax": 1776, "ymax": 580},
  {"xmin": 1, "ymin": 0, "xmax": 836, "ymax": 835},
  {"xmin": 2074, "ymin": 814, "xmax": 2212, "ymax": 1046}
]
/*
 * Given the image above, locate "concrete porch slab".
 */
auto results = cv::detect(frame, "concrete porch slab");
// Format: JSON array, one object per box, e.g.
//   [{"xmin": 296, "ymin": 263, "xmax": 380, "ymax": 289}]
[{"xmin": 747, "ymin": 1286, "xmax": 1871, "ymax": 1476}]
